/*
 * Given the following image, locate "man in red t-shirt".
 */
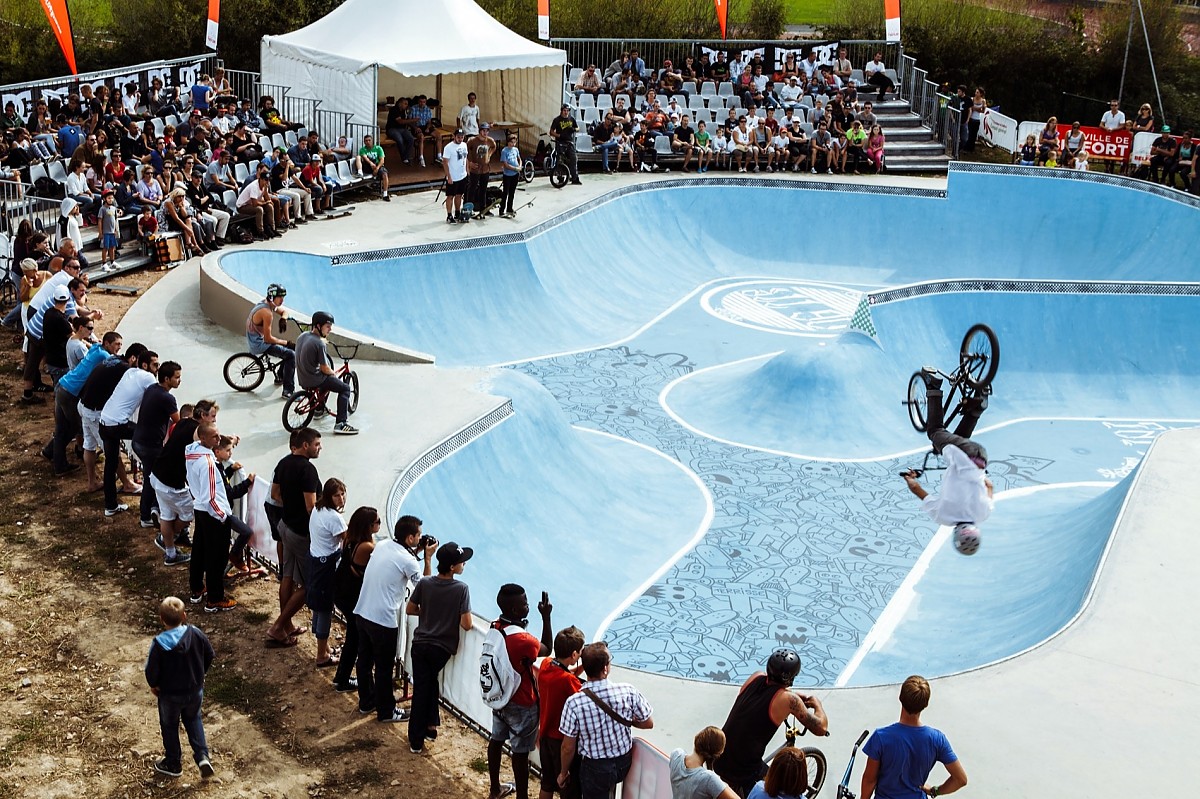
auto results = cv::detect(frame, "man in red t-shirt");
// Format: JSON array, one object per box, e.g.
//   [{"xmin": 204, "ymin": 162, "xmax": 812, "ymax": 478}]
[
  {"xmin": 489, "ymin": 585, "xmax": 554, "ymax": 799},
  {"xmin": 537, "ymin": 626, "xmax": 585, "ymax": 799}
]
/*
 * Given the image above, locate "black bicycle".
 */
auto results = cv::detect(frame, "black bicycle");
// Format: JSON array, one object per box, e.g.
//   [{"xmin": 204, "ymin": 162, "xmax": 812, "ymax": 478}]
[
  {"xmin": 223, "ymin": 348, "xmax": 291, "ymax": 392},
  {"xmin": 282, "ymin": 341, "xmax": 360, "ymax": 432},
  {"xmin": 904, "ymin": 323, "xmax": 1000, "ymax": 434},
  {"xmin": 764, "ymin": 720, "xmax": 828, "ymax": 799},
  {"xmin": 0, "ymin": 271, "xmax": 17, "ymax": 310},
  {"xmin": 523, "ymin": 134, "xmax": 572, "ymax": 188}
]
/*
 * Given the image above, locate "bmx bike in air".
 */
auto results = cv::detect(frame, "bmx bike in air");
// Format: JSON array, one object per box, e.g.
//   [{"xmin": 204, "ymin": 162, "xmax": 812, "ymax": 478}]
[{"xmin": 903, "ymin": 323, "xmax": 1000, "ymax": 438}]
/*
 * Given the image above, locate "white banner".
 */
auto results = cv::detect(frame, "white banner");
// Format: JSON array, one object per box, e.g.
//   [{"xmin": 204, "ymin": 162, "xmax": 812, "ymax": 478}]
[
  {"xmin": 980, "ymin": 107, "xmax": 1018, "ymax": 152},
  {"xmin": 1129, "ymin": 131, "xmax": 1160, "ymax": 166}
]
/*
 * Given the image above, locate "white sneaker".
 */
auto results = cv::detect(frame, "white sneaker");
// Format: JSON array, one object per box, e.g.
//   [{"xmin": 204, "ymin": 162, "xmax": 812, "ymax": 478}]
[
  {"xmin": 811, "ymin": 167, "xmax": 817, "ymax": 173},
  {"xmin": 418, "ymin": 156, "xmax": 426, "ymax": 167},
  {"xmin": 827, "ymin": 168, "xmax": 833, "ymax": 174}
]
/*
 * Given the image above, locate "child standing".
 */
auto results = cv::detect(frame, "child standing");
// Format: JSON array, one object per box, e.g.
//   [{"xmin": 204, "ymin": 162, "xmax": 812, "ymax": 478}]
[
  {"xmin": 695, "ymin": 121, "xmax": 712, "ymax": 173},
  {"xmin": 99, "ymin": 190, "xmax": 121, "ymax": 272},
  {"xmin": 212, "ymin": 435, "xmax": 263, "ymax": 580},
  {"xmin": 144, "ymin": 597, "xmax": 216, "ymax": 779}
]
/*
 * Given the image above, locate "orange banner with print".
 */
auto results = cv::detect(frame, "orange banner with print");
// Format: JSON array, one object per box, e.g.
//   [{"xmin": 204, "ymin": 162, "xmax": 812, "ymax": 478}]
[
  {"xmin": 537, "ymin": 0, "xmax": 549, "ymax": 40},
  {"xmin": 884, "ymin": 0, "xmax": 901, "ymax": 42},
  {"xmin": 39, "ymin": 0, "xmax": 77, "ymax": 75},
  {"xmin": 714, "ymin": 0, "xmax": 728, "ymax": 39},
  {"xmin": 206, "ymin": 0, "xmax": 220, "ymax": 50}
]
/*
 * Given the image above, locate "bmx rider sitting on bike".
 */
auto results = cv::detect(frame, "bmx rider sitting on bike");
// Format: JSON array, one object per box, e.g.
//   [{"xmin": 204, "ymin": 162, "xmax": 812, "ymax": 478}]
[
  {"xmin": 713, "ymin": 648, "xmax": 829, "ymax": 798},
  {"xmin": 296, "ymin": 311, "xmax": 358, "ymax": 435},
  {"xmin": 245, "ymin": 283, "xmax": 296, "ymax": 398},
  {"xmin": 903, "ymin": 371, "xmax": 993, "ymax": 554}
]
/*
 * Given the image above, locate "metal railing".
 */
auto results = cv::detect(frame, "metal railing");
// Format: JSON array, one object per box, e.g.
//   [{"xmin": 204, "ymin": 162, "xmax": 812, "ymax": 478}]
[
  {"xmin": 940, "ymin": 104, "xmax": 962, "ymax": 159},
  {"xmin": 347, "ymin": 121, "xmax": 380, "ymax": 150},
  {"xmin": 1, "ymin": 184, "xmax": 68, "ymax": 243},
  {"xmin": 548, "ymin": 38, "xmax": 902, "ymax": 76},
  {"xmin": 0, "ymin": 53, "xmax": 218, "ymax": 95},
  {"xmin": 222, "ymin": 68, "xmax": 260, "ymax": 104}
]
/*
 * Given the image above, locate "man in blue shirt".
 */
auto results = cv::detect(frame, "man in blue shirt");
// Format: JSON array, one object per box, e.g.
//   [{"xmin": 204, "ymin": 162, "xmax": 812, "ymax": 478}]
[
  {"xmin": 861, "ymin": 675, "xmax": 967, "ymax": 799},
  {"xmin": 47, "ymin": 331, "xmax": 123, "ymax": 476}
]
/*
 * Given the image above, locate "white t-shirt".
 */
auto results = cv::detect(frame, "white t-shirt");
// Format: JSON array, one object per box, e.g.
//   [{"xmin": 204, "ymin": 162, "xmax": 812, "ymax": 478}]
[
  {"xmin": 459, "ymin": 104, "xmax": 481, "ymax": 136},
  {"xmin": 1100, "ymin": 110, "xmax": 1125, "ymax": 131},
  {"xmin": 353, "ymin": 537, "xmax": 420, "ymax": 629},
  {"xmin": 865, "ymin": 59, "xmax": 886, "ymax": 76},
  {"xmin": 443, "ymin": 141, "xmax": 469, "ymax": 182},
  {"xmin": 100, "ymin": 368, "xmax": 157, "ymax": 426},
  {"xmin": 922, "ymin": 444, "xmax": 994, "ymax": 526},
  {"xmin": 308, "ymin": 506, "xmax": 346, "ymax": 558},
  {"xmin": 771, "ymin": 134, "xmax": 790, "ymax": 151}
]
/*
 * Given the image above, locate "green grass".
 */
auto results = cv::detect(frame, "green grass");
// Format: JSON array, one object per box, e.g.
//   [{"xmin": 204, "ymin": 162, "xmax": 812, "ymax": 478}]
[{"xmin": 783, "ymin": 0, "xmax": 834, "ymax": 26}]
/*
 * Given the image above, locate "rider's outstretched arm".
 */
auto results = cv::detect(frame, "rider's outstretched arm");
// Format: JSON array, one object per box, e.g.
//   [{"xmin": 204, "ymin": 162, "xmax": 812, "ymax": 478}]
[{"xmin": 903, "ymin": 472, "xmax": 929, "ymax": 500}]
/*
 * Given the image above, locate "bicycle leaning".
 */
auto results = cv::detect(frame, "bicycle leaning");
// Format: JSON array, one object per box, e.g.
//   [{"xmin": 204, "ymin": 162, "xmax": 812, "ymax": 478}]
[{"xmin": 522, "ymin": 133, "xmax": 572, "ymax": 189}]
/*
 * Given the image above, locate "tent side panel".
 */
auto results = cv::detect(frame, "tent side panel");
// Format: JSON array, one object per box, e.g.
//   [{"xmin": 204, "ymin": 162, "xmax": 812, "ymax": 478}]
[{"xmin": 261, "ymin": 40, "xmax": 377, "ymax": 125}]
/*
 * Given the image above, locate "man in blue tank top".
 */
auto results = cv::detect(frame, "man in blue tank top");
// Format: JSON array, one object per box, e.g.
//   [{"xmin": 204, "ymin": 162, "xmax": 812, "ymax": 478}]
[
  {"xmin": 713, "ymin": 648, "xmax": 829, "ymax": 797},
  {"xmin": 245, "ymin": 283, "xmax": 296, "ymax": 398},
  {"xmin": 860, "ymin": 675, "xmax": 967, "ymax": 799}
]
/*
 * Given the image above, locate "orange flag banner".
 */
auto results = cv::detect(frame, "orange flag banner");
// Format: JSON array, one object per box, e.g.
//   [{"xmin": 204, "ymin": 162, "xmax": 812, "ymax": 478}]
[
  {"xmin": 206, "ymin": 0, "xmax": 220, "ymax": 50},
  {"xmin": 884, "ymin": 0, "xmax": 901, "ymax": 42},
  {"xmin": 39, "ymin": 0, "xmax": 77, "ymax": 75},
  {"xmin": 537, "ymin": 0, "xmax": 549, "ymax": 40},
  {"xmin": 714, "ymin": 0, "xmax": 728, "ymax": 39}
]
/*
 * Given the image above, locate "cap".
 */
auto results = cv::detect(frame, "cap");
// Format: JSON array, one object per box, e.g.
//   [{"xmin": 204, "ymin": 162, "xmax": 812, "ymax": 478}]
[
  {"xmin": 480, "ymin": 121, "xmax": 491, "ymax": 129},
  {"xmin": 101, "ymin": 188, "xmax": 115, "ymax": 197},
  {"xmin": 52, "ymin": 285, "xmax": 70, "ymax": 303},
  {"xmin": 454, "ymin": 128, "xmax": 465, "ymax": 135},
  {"xmin": 191, "ymin": 109, "xmax": 202, "ymax": 116},
  {"xmin": 561, "ymin": 103, "xmax": 571, "ymax": 110},
  {"xmin": 436, "ymin": 542, "xmax": 473, "ymax": 570},
  {"xmin": 1162, "ymin": 125, "xmax": 1171, "ymax": 132}
]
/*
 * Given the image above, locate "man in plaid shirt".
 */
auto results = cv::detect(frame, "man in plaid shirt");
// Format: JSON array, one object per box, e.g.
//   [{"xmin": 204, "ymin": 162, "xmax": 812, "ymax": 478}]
[{"xmin": 557, "ymin": 643, "xmax": 654, "ymax": 799}]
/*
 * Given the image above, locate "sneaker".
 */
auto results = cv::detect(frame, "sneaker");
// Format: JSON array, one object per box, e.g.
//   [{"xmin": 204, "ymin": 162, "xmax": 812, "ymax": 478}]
[
  {"xmin": 104, "ymin": 504, "xmax": 129, "ymax": 517},
  {"xmin": 827, "ymin": 168, "xmax": 833, "ymax": 174},
  {"xmin": 154, "ymin": 758, "xmax": 182, "ymax": 778},
  {"xmin": 19, "ymin": 394, "xmax": 46, "ymax": 405},
  {"xmin": 382, "ymin": 193, "xmax": 391, "ymax": 202},
  {"xmin": 334, "ymin": 679, "xmax": 358, "ymax": 693},
  {"xmin": 164, "ymin": 551, "xmax": 191, "ymax": 567},
  {"xmin": 139, "ymin": 517, "xmax": 157, "ymax": 529},
  {"xmin": 381, "ymin": 708, "xmax": 411, "ymax": 723},
  {"xmin": 333, "ymin": 423, "xmax": 359, "ymax": 435},
  {"xmin": 189, "ymin": 592, "xmax": 206, "ymax": 604},
  {"xmin": 358, "ymin": 703, "xmax": 377, "ymax": 715},
  {"xmin": 176, "ymin": 530, "xmax": 192, "ymax": 548},
  {"xmin": 205, "ymin": 598, "xmax": 238, "ymax": 613},
  {"xmin": 154, "ymin": 534, "xmax": 167, "ymax": 552},
  {"xmin": 198, "ymin": 758, "xmax": 215, "ymax": 779},
  {"xmin": 410, "ymin": 744, "xmax": 425, "ymax": 755},
  {"xmin": 447, "ymin": 215, "xmax": 457, "ymax": 224},
  {"xmin": 419, "ymin": 156, "xmax": 426, "ymax": 167},
  {"xmin": 281, "ymin": 390, "xmax": 295, "ymax": 400},
  {"xmin": 811, "ymin": 167, "xmax": 817, "ymax": 174}
]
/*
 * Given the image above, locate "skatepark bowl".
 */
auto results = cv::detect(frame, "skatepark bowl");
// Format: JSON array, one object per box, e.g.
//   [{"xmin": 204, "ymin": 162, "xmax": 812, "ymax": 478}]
[{"xmin": 219, "ymin": 165, "xmax": 1200, "ymax": 688}]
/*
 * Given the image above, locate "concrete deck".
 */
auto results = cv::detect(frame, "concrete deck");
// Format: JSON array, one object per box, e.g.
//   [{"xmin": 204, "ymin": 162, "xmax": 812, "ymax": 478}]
[{"xmin": 124, "ymin": 168, "xmax": 1192, "ymax": 797}]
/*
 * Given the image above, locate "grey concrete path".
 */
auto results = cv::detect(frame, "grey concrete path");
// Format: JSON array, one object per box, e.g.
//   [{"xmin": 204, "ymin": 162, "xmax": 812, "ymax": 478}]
[{"xmin": 123, "ymin": 170, "xmax": 1190, "ymax": 797}]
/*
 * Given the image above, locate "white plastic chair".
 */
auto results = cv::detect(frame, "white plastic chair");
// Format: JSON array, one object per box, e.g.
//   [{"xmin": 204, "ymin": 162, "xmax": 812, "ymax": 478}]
[
  {"xmin": 270, "ymin": 133, "xmax": 286, "ymax": 152},
  {"xmin": 654, "ymin": 135, "xmax": 674, "ymax": 156},
  {"xmin": 717, "ymin": 83, "xmax": 735, "ymax": 99},
  {"xmin": 596, "ymin": 94, "xmax": 614, "ymax": 111},
  {"xmin": 577, "ymin": 93, "xmax": 596, "ymax": 109},
  {"xmin": 576, "ymin": 134, "xmax": 594, "ymax": 153},
  {"xmin": 221, "ymin": 189, "xmax": 237, "ymax": 213},
  {"xmin": 582, "ymin": 108, "xmax": 601, "ymax": 127},
  {"xmin": 681, "ymin": 81, "xmax": 697, "ymax": 96},
  {"xmin": 234, "ymin": 162, "xmax": 249, "ymax": 184},
  {"xmin": 568, "ymin": 67, "xmax": 584, "ymax": 85},
  {"xmin": 284, "ymin": 130, "xmax": 299, "ymax": 148},
  {"xmin": 700, "ymin": 82, "xmax": 717, "ymax": 98},
  {"xmin": 46, "ymin": 159, "xmax": 68, "ymax": 184}
]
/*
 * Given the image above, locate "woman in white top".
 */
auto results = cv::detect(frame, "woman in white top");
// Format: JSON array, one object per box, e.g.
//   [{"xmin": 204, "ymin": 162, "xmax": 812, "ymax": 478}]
[
  {"xmin": 670, "ymin": 727, "xmax": 738, "ymax": 799},
  {"xmin": 309, "ymin": 478, "xmax": 348, "ymax": 668}
]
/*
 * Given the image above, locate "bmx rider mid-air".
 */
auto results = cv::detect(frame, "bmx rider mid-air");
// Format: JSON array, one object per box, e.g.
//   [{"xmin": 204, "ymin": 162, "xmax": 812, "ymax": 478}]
[{"xmin": 902, "ymin": 369, "xmax": 993, "ymax": 554}]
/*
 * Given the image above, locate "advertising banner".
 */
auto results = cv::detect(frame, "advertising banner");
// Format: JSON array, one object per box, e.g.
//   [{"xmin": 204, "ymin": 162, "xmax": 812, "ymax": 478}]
[
  {"xmin": 885, "ymin": 0, "xmax": 901, "ymax": 42},
  {"xmin": 1015, "ymin": 121, "xmax": 1136, "ymax": 163},
  {"xmin": 698, "ymin": 41, "xmax": 841, "ymax": 72},
  {"xmin": 39, "ymin": 0, "xmax": 77, "ymax": 75},
  {"xmin": 205, "ymin": 0, "xmax": 220, "ymax": 50},
  {"xmin": 1, "ymin": 57, "xmax": 207, "ymax": 121},
  {"xmin": 979, "ymin": 107, "xmax": 1018, "ymax": 152}
]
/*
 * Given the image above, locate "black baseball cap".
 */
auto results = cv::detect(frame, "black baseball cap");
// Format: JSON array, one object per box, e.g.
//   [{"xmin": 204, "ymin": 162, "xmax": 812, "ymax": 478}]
[{"xmin": 436, "ymin": 542, "xmax": 473, "ymax": 570}]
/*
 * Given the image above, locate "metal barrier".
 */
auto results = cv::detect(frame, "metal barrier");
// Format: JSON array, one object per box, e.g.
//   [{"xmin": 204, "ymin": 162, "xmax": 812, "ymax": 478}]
[
  {"xmin": 223, "ymin": 68, "xmax": 260, "ymax": 104},
  {"xmin": 548, "ymin": 38, "xmax": 902, "ymax": 75},
  {"xmin": 1, "ymin": 180, "xmax": 63, "ymax": 240},
  {"xmin": 941, "ymin": 103, "xmax": 962, "ymax": 159},
  {"xmin": 0, "ymin": 53, "xmax": 218, "ymax": 95},
  {"xmin": 347, "ymin": 121, "xmax": 380, "ymax": 150}
]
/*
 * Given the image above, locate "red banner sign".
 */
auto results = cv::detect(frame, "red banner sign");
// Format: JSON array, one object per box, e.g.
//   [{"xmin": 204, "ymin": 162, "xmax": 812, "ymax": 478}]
[
  {"xmin": 39, "ymin": 0, "xmax": 77, "ymax": 75},
  {"xmin": 1057, "ymin": 124, "xmax": 1133, "ymax": 163}
]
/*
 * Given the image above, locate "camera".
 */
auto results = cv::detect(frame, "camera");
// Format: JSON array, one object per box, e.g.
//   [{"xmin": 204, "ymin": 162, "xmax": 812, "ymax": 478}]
[{"xmin": 418, "ymin": 534, "xmax": 437, "ymax": 550}]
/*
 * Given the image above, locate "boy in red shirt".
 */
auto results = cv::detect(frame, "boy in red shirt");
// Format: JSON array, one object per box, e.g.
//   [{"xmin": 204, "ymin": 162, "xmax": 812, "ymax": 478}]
[
  {"xmin": 537, "ymin": 626, "xmax": 585, "ymax": 799},
  {"xmin": 489, "ymin": 585, "xmax": 554, "ymax": 799}
]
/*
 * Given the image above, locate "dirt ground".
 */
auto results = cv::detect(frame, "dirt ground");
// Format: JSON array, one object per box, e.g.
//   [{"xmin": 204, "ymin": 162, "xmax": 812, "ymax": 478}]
[{"xmin": 0, "ymin": 268, "xmax": 494, "ymax": 798}]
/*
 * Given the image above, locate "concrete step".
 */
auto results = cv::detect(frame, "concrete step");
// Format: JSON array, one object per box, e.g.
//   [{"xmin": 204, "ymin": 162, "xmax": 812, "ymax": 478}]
[
  {"xmin": 880, "ymin": 141, "xmax": 947, "ymax": 156},
  {"xmin": 874, "ymin": 114, "xmax": 924, "ymax": 128},
  {"xmin": 880, "ymin": 128, "xmax": 937, "ymax": 142}
]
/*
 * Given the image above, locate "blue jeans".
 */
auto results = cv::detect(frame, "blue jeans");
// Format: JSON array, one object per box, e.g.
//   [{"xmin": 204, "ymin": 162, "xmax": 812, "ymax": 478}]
[
  {"xmin": 596, "ymin": 140, "xmax": 620, "ymax": 171},
  {"xmin": 248, "ymin": 342, "xmax": 295, "ymax": 393},
  {"xmin": 581, "ymin": 750, "xmax": 633, "ymax": 799},
  {"xmin": 157, "ymin": 689, "xmax": 209, "ymax": 770},
  {"xmin": 2, "ymin": 303, "xmax": 22, "ymax": 329},
  {"xmin": 316, "ymin": 374, "xmax": 351, "ymax": 425}
]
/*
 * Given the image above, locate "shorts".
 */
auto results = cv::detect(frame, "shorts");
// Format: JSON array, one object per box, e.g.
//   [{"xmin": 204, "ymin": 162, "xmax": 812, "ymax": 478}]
[
  {"xmin": 539, "ymin": 736, "xmax": 581, "ymax": 799},
  {"xmin": 278, "ymin": 521, "xmax": 311, "ymax": 586},
  {"xmin": 446, "ymin": 178, "xmax": 467, "ymax": 197},
  {"xmin": 490, "ymin": 701, "xmax": 538, "ymax": 754},
  {"xmin": 151, "ymin": 474, "xmax": 194, "ymax": 522},
  {"xmin": 102, "ymin": 233, "xmax": 119, "ymax": 250},
  {"xmin": 79, "ymin": 404, "xmax": 102, "ymax": 452}
]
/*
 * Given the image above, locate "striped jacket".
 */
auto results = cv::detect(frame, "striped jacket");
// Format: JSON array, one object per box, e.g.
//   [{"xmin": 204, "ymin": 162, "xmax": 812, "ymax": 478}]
[{"xmin": 184, "ymin": 441, "xmax": 230, "ymax": 522}]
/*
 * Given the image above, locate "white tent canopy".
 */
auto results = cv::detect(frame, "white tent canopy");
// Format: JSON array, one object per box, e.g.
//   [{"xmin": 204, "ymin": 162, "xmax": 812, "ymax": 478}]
[{"xmin": 261, "ymin": 0, "xmax": 566, "ymax": 138}]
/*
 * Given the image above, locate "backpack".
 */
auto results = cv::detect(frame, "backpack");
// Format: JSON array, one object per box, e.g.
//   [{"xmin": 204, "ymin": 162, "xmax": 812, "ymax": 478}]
[{"xmin": 479, "ymin": 623, "xmax": 524, "ymax": 710}]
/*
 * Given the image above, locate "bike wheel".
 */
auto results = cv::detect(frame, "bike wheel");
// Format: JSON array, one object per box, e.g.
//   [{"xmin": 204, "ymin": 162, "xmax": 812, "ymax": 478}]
[
  {"xmin": 959, "ymin": 323, "xmax": 999, "ymax": 390},
  {"xmin": 521, "ymin": 159, "xmax": 536, "ymax": 183},
  {"xmin": 550, "ymin": 161, "xmax": 570, "ymax": 189},
  {"xmin": 0, "ymin": 279, "xmax": 16, "ymax": 310},
  {"xmin": 223, "ymin": 353, "xmax": 267, "ymax": 391},
  {"xmin": 282, "ymin": 392, "xmax": 316, "ymax": 432},
  {"xmin": 800, "ymin": 747, "xmax": 827, "ymax": 799},
  {"xmin": 907, "ymin": 372, "xmax": 929, "ymax": 433},
  {"xmin": 347, "ymin": 371, "xmax": 360, "ymax": 414}
]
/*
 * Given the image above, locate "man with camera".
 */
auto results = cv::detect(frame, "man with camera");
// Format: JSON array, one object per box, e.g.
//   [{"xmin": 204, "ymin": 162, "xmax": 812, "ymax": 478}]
[{"xmin": 353, "ymin": 515, "xmax": 437, "ymax": 723}]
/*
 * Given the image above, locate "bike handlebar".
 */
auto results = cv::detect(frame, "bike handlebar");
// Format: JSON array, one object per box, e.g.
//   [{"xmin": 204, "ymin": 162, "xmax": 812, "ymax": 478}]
[
  {"xmin": 854, "ymin": 730, "xmax": 869, "ymax": 747},
  {"xmin": 330, "ymin": 341, "xmax": 358, "ymax": 361}
]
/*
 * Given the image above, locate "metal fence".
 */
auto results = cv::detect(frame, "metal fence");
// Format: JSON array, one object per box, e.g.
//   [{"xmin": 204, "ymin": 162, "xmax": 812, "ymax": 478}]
[
  {"xmin": 548, "ymin": 38, "xmax": 903, "ymax": 77},
  {"xmin": 0, "ymin": 53, "xmax": 218, "ymax": 95},
  {"xmin": 1, "ymin": 179, "xmax": 69, "ymax": 242},
  {"xmin": 223, "ymin": 68, "xmax": 260, "ymax": 104}
]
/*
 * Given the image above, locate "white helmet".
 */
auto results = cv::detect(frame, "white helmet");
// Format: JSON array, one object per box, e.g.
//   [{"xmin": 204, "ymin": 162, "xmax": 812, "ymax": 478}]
[{"xmin": 953, "ymin": 523, "xmax": 981, "ymax": 556}]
